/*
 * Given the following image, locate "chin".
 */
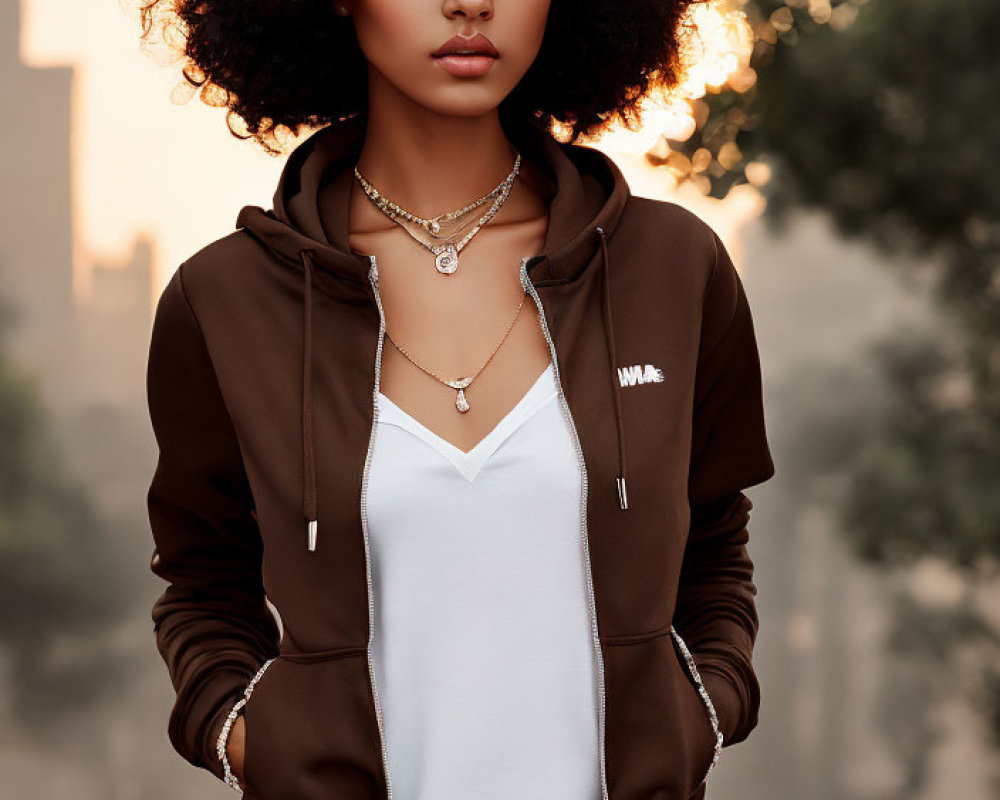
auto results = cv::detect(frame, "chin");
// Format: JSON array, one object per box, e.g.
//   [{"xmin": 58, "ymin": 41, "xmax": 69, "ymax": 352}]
[{"xmin": 416, "ymin": 88, "xmax": 510, "ymax": 119}]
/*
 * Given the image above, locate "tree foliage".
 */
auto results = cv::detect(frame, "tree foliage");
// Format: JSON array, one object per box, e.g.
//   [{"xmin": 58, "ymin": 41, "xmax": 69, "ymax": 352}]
[{"xmin": 673, "ymin": 0, "xmax": 1000, "ymax": 771}]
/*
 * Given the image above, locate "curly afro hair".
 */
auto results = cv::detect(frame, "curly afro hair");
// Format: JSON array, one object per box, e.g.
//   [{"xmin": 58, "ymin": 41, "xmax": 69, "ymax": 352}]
[{"xmin": 138, "ymin": 0, "xmax": 706, "ymax": 155}]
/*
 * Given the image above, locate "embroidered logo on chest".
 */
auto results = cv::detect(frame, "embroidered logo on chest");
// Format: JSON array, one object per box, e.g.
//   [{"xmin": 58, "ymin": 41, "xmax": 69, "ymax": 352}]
[{"xmin": 617, "ymin": 363, "xmax": 666, "ymax": 387}]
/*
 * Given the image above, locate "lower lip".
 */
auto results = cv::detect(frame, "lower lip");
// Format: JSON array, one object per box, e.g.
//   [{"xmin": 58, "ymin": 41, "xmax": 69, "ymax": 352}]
[{"xmin": 432, "ymin": 54, "xmax": 497, "ymax": 77}]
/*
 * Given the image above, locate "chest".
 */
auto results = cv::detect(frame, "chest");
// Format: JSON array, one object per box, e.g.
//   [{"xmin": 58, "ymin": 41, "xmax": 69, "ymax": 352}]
[
  {"xmin": 369, "ymin": 360, "xmax": 567, "ymax": 497},
  {"xmin": 350, "ymin": 217, "xmax": 552, "ymax": 455},
  {"xmin": 206, "ymin": 242, "xmax": 703, "ymax": 647}
]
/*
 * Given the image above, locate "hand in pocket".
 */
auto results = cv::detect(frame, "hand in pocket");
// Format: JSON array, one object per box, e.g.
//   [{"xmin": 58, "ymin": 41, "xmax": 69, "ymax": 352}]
[{"xmin": 227, "ymin": 714, "xmax": 248, "ymax": 787}]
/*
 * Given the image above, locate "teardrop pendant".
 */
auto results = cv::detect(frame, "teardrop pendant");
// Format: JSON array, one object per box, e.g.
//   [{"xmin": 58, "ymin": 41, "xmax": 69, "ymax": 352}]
[{"xmin": 455, "ymin": 387, "xmax": 470, "ymax": 413}]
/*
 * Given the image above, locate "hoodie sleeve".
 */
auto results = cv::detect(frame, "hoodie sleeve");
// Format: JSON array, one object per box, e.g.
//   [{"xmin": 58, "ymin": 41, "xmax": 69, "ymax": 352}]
[
  {"xmin": 146, "ymin": 262, "xmax": 280, "ymax": 782},
  {"xmin": 673, "ymin": 230, "xmax": 776, "ymax": 747}
]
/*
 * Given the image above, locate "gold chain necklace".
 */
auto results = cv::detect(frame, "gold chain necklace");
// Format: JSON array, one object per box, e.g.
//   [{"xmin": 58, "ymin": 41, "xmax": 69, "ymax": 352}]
[
  {"xmin": 384, "ymin": 290, "xmax": 526, "ymax": 414},
  {"xmin": 354, "ymin": 151, "xmax": 521, "ymax": 275}
]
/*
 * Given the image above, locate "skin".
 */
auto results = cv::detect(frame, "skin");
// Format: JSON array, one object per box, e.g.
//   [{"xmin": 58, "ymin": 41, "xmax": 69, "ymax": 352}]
[
  {"xmin": 349, "ymin": 0, "xmax": 556, "ymax": 452},
  {"xmin": 229, "ymin": 0, "xmax": 554, "ymax": 783}
]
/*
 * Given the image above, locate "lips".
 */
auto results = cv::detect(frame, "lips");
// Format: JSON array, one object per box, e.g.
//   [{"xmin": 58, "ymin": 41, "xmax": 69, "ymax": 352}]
[{"xmin": 431, "ymin": 32, "xmax": 499, "ymax": 58}]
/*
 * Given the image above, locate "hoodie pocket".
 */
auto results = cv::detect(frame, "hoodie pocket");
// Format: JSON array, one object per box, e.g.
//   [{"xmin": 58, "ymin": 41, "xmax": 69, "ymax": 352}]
[
  {"xmin": 241, "ymin": 647, "xmax": 382, "ymax": 800},
  {"xmin": 602, "ymin": 624, "xmax": 722, "ymax": 800},
  {"xmin": 668, "ymin": 626, "xmax": 722, "ymax": 790},
  {"xmin": 241, "ymin": 656, "xmax": 279, "ymax": 793}
]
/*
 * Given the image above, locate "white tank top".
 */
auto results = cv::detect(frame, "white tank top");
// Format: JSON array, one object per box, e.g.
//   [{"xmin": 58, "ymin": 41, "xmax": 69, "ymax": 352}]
[{"xmin": 366, "ymin": 361, "xmax": 601, "ymax": 800}]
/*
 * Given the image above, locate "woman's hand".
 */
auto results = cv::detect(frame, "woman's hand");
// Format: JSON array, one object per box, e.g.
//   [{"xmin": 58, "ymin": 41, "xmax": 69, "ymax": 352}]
[{"xmin": 226, "ymin": 714, "xmax": 247, "ymax": 786}]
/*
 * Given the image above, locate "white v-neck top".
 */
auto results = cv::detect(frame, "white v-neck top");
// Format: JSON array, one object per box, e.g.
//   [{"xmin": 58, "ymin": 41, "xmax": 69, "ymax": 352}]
[{"xmin": 365, "ymin": 362, "xmax": 601, "ymax": 800}]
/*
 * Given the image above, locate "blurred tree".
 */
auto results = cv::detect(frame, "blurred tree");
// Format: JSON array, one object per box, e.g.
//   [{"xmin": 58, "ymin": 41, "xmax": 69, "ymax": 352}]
[
  {"xmin": 0, "ymin": 291, "xmax": 136, "ymax": 740},
  {"xmin": 668, "ymin": 0, "xmax": 1000, "ymax": 786}
]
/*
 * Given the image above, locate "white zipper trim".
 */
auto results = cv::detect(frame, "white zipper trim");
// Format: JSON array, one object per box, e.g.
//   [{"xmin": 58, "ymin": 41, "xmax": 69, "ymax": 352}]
[
  {"xmin": 669, "ymin": 625, "xmax": 723, "ymax": 785},
  {"xmin": 520, "ymin": 257, "xmax": 610, "ymax": 800},
  {"xmin": 216, "ymin": 656, "xmax": 278, "ymax": 793},
  {"xmin": 363, "ymin": 255, "xmax": 394, "ymax": 800}
]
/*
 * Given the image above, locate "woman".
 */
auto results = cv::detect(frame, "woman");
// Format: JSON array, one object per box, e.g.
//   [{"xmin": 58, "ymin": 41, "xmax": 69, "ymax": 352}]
[{"xmin": 142, "ymin": 1, "xmax": 776, "ymax": 799}]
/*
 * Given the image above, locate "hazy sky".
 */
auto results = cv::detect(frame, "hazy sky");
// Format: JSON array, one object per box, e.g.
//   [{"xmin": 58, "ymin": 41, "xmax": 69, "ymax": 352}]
[{"xmin": 20, "ymin": 0, "xmax": 759, "ymax": 304}]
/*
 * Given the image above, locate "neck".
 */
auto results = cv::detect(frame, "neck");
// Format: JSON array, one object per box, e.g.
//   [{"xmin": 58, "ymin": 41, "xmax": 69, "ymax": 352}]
[{"xmin": 353, "ymin": 81, "xmax": 521, "ymax": 227}]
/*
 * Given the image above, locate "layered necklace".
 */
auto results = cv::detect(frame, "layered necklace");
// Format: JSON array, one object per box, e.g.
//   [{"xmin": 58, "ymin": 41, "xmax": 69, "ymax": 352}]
[
  {"xmin": 354, "ymin": 151, "xmax": 521, "ymax": 275},
  {"xmin": 354, "ymin": 151, "xmax": 526, "ymax": 413}
]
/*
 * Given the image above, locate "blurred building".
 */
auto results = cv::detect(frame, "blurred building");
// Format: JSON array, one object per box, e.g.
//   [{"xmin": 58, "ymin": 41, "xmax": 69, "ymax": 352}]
[{"xmin": 0, "ymin": 0, "xmax": 153, "ymax": 418}]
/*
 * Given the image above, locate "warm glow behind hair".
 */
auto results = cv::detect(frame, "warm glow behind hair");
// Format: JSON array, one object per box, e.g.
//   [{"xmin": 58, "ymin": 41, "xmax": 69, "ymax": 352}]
[{"xmin": 136, "ymin": 0, "xmax": 707, "ymax": 155}]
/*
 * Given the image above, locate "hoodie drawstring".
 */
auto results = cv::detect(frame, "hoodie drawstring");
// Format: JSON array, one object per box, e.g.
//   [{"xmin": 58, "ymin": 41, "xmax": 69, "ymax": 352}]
[
  {"xmin": 301, "ymin": 250, "xmax": 319, "ymax": 551},
  {"xmin": 596, "ymin": 226, "xmax": 629, "ymax": 511}
]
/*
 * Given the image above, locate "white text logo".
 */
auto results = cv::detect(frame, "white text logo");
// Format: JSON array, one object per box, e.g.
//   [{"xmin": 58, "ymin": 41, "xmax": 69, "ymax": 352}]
[{"xmin": 617, "ymin": 364, "xmax": 666, "ymax": 387}]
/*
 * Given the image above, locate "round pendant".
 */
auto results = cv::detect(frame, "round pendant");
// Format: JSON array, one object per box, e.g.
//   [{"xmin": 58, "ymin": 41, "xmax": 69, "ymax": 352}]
[
  {"xmin": 455, "ymin": 388, "xmax": 470, "ymax": 413},
  {"xmin": 435, "ymin": 244, "xmax": 459, "ymax": 275}
]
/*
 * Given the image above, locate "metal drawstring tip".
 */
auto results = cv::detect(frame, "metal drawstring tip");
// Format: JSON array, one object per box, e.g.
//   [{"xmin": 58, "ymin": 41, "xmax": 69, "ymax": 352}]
[
  {"xmin": 616, "ymin": 477, "xmax": 629, "ymax": 510},
  {"xmin": 307, "ymin": 519, "xmax": 318, "ymax": 552}
]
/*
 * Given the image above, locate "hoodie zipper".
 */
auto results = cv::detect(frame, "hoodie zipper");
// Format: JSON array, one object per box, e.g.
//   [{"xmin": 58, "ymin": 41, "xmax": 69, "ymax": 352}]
[
  {"xmin": 363, "ymin": 255, "xmax": 394, "ymax": 800},
  {"xmin": 359, "ymin": 254, "xmax": 608, "ymax": 800},
  {"xmin": 519, "ymin": 256, "xmax": 610, "ymax": 800}
]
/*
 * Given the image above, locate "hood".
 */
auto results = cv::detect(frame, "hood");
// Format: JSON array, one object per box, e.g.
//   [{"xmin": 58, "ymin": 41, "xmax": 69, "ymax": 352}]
[{"xmin": 235, "ymin": 112, "xmax": 633, "ymax": 553}]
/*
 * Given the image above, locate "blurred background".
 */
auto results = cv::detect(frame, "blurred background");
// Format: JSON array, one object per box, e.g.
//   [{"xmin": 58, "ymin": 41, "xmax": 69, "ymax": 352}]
[{"xmin": 2, "ymin": 0, "xmax": 998, "ymax": 797}]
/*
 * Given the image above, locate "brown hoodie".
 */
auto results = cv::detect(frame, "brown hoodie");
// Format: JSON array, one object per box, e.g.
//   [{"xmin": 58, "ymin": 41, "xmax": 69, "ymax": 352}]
[{"xmin": 146, "ymin": 112, "xmax": 775, "ymax": 800}]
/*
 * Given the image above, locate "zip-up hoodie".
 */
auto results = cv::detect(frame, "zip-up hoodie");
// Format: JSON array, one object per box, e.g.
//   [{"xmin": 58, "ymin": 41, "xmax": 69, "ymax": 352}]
[{"xmin": 146, "ymin": 111, "xmax": 775, "ymax": 800}]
